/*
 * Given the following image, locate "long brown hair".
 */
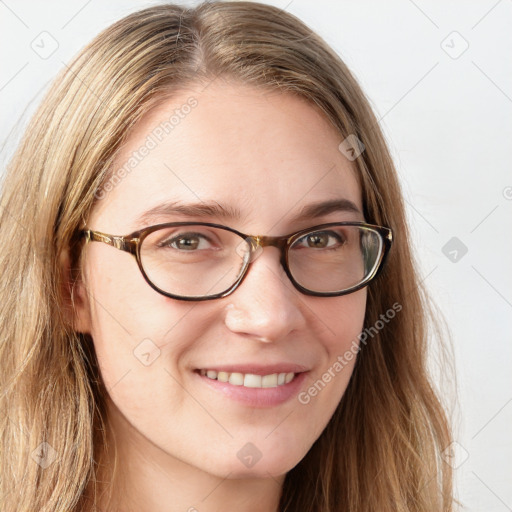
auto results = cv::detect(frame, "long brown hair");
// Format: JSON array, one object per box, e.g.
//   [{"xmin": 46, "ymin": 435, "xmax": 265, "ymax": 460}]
[{"xmin": 0, "ymin": 2, "xmax": 456, "ymax": 510}]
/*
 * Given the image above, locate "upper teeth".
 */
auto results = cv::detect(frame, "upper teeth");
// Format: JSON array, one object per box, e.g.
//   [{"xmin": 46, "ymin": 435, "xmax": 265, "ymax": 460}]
[{"xmin": 200, "ymin": 370, "xmax": 295, "ymax": 388}]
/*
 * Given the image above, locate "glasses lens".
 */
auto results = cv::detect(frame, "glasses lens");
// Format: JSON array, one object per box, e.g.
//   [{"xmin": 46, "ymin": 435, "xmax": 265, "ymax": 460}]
[
  {"xmin": 288, "ymin": 225, "xmax": 383, "ymax": 293},
  {"xmin": 140, "ymin": 225, "xmax": 249, "ymax": 298}
]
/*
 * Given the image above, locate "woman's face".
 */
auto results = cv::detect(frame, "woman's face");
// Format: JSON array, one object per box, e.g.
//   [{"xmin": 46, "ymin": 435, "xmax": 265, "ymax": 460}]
[{"xmin": 74, "ymin": 81, "xmax": 367, "ymax": 479}]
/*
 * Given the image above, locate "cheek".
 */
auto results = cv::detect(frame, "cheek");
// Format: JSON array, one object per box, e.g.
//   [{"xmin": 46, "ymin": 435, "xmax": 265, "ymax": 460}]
[
  {"xmin": 87, "ymin": 291, "xmax": 207, "ymax": 445},
  {"xmin": 313, "ymin": 288, "xmax": 367, "ymax": 355},
  {"xmin": 296, "ymin": 290, "xmax": 366, "ymax": 417},
  {"xmin": 81, "ymin": 251, "xmax": 205, "ymax": 404}
]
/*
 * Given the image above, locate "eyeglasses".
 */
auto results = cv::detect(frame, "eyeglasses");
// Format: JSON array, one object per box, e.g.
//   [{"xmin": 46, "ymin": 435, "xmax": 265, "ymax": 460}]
[{"xmin": 79, "ymin": 221, "xmax": 393, "ymax": 301}]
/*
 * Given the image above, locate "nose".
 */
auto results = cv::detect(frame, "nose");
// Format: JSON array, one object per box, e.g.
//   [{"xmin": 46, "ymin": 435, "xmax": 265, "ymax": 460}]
[{"xmin": 223, "ymin": 246, "xmax": 307, "ymax": 342}]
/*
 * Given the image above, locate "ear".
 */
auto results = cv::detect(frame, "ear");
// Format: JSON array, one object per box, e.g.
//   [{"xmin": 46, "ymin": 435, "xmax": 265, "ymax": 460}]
[{"xmin": 59, "ymin": 248, "xmax": 92, "ymax": 334}]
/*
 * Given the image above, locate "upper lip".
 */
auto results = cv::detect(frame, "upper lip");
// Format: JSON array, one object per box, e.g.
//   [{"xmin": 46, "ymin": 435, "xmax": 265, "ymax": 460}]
[{"xmin": 195, "ymin": 363, "xmax": 309, "ymax": 375}]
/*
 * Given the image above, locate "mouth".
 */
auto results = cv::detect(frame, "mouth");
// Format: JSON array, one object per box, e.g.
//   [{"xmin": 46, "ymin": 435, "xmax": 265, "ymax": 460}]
[
  {"xmin": 197, "ymin": 369, "xmax": 297, "ymax": 388},
  {"xmin": 193, "ymin": 365, "xmax": 309, "ymax": 407}
]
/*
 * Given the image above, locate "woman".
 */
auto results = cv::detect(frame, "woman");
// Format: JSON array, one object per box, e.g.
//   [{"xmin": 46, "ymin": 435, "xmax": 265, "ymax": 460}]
[{"xmin": 0, "ymin": 2, "xmax": 456, "ymax": 511}]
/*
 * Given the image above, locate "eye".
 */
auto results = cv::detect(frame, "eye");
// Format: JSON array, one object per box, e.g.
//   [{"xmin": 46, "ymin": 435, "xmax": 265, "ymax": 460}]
[
  {"xmin": 294, "ymin": 230, "xmax": 345, "ymax": 249},
  {"xmin": 160, "ymin": 232, "xmax": 215, "ymax": 251}
]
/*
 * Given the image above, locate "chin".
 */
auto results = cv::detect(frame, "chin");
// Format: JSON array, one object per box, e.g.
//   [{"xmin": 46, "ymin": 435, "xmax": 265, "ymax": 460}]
[{"xmin": 199, "ymin": 445, "xmax": 306, "ymax": 480}]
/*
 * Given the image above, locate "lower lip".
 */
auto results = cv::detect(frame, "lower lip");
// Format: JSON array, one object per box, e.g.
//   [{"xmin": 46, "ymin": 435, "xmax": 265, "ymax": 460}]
[{"xmin": 194, "ymin": 370, "xmax": 308, "ymax": 408}]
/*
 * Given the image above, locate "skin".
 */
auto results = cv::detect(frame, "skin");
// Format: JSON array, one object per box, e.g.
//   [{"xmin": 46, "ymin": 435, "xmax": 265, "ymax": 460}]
[{"xmin": 71, "ymin": 79, "xmax": 367, "ymax": 512}]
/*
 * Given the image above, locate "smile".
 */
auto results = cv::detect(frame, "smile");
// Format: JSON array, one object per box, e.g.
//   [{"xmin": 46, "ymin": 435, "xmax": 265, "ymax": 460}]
[{"xmin": 198, "ymin": 369, "xmax": 296, "ymax": 388}]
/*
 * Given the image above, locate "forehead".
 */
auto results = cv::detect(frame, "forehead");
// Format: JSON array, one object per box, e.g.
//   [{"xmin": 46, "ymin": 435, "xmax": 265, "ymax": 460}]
[{"xmin": 90, "ymin": 81, "xmax": 363, "ymax": 233}]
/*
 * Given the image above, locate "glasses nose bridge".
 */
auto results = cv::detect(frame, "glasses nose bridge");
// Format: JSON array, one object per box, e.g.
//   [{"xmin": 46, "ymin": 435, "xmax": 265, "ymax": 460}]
[
  {"xmin": 248, "ymin": 233, "xmax": 289, "ymax": 254},
  {"xmin": 242, "ymin": 233, "xmax": 290, "ymax": 268}
]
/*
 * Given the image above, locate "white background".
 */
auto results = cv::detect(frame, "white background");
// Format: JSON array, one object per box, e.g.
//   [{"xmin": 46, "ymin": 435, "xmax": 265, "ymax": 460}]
[{"xmin": 1, "ymin": 1, "xmax": 511, "ymax": 510}]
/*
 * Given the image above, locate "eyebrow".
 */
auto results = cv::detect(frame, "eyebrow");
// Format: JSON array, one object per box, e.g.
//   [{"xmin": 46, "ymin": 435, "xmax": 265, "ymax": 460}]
[{"xmin": 134, "ymin": 198, "xmax": 363, "ymax": 228}]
